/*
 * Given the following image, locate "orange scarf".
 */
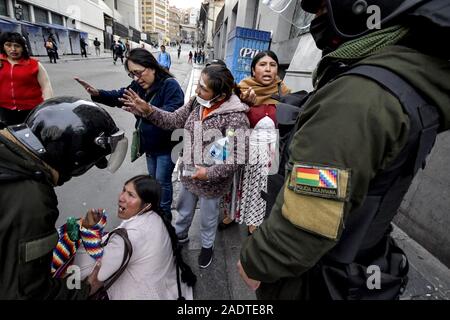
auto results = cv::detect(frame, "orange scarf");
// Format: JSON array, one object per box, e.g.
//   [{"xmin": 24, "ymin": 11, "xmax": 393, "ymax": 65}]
[{"xmin": 238, "ymin": 77, "xmax": 291, "ymax": 105}]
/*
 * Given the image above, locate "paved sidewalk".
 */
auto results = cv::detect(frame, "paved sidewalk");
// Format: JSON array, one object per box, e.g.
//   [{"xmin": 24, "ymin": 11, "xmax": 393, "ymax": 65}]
[{"xmin": 173, "ymin": 65, "xmax": 450, "ymax": 300}]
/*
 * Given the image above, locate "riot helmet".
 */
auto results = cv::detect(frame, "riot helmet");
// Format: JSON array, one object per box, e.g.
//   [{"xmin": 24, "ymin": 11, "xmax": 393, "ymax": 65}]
[
  {"xmin": 8, "ymin": 97, "xmax": 128, "ymax": 185},
  {"xmin": 301, "ymin": 0, "xmax": 430, "ymax": 50}
]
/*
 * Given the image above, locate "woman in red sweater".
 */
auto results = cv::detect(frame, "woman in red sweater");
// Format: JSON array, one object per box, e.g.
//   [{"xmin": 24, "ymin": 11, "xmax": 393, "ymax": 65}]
[{"xmin": 0, "ymin": 32, "xmax": 53, "ymax": 126}]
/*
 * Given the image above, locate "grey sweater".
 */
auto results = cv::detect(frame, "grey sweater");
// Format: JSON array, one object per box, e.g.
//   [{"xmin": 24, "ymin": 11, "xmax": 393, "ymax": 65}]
[{"xmin": 147, "ymin": 94, "xmax": 250, "ymax": 198}]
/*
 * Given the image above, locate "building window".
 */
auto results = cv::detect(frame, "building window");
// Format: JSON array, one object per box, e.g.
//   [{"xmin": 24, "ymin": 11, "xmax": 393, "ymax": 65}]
[
  {"xmin": 52, "ymin": 13, "xmax": 64, "ymax": 25},
  {"xmin": 34, "ymin": 7, "xmax": 49, "ymax": 23},
  {"xmin": 289, "ymin": 2, "xmax": 314, "ymax": 39},
  {"xmin": 0, "ymin": 0, "xmax": 7, "ymax": 16}
]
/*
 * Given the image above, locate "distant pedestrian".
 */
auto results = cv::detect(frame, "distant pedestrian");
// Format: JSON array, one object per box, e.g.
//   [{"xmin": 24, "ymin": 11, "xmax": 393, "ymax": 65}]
[
  {"xmin": 177, "ymin": 45, "xmax": 181, "ymax": 59},
  {"xmin": 157, "ymin": 45, "xmax": 171, "ymax": 71},
  {"xmin": 93, "ymin": 37, "xmax": 101, "ymax": 56},
  {"xmin": 188, "ymin": 51, "xmax": 193, "ymax": 64},
  {"xmin": 110, "ymin": 40, "xmax": 117, "ymax": 61},
  {"xmin": 125, "ymin": 40, "xmax": 131, "ymax": 57},
  {"xmin": 45, "ymin": 37, "xmax": 57, "ymax": 63},
  {"xmin": 194, "ymin": 51, "xmax": 197, "ymax": 64},
  {"xmin": 80, "ymin": 37, "xmax": 88, "ymax": 58},
  {"xmin": 48, "ymin": 34, "xmax": 59, "ymax": 59},
  {"xmin": 113, "ymin": 41, "xmax": 125, "ymax": 65}
]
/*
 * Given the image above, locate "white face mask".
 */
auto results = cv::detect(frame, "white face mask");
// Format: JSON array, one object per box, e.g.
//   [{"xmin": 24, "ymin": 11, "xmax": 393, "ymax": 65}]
[{"xmin": 196, "ymin": 95, "xmax": 219, "ymax": 108}]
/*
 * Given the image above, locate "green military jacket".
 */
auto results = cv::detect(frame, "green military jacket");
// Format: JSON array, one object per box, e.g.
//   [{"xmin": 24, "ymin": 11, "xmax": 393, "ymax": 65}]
[
  {"xmin": 240, "ymin": 45, "xmax": 450, "ymax": 299},
  {"xmin": 0, "ymin": 130, "xmax": 90, "ymax": 299}
]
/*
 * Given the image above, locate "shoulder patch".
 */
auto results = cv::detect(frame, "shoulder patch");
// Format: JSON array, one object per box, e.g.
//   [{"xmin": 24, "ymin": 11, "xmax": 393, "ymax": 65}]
[{"xmin": 288, "ymin": 164, "xmax": 350, "ymax": 201}]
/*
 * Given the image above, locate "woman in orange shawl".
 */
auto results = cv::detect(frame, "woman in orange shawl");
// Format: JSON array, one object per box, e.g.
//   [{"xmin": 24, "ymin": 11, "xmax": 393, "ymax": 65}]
[{"xmin": 218, "ymin": 51, "xmax": 291, "ymax": 234}]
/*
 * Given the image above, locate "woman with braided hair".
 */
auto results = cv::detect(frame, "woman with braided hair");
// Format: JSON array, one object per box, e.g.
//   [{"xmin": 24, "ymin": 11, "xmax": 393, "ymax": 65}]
[{"xmin": 53, "ymin": 175, "xmax": 196, "ymax": 300}]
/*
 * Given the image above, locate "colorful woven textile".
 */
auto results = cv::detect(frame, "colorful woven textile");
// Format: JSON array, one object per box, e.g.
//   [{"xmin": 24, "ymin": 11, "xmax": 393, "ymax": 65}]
[{"xmin": 51, "ymin": 211, "xmax": 107, "ymax": 276}]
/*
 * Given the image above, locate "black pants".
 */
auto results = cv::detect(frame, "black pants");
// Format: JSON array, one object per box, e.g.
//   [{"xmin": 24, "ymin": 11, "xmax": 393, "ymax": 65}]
[
  {"xmin": 0, "ymin": 108, "xmax": 32, "ymax": 127},
  {"xmin": 81, "ymin": 48, "xmax": 87, "ymax": 58},
  {"xmin": 47, "ymin": 51, "xmax": 57, "ymax": 63}
]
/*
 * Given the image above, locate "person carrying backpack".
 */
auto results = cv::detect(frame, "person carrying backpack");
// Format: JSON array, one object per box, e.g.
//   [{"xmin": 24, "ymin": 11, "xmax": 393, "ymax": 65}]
[
  {"xmin": 238, "ymin": 0, "xmax": 450, "ymax": 300},
  {"xmin": 45, "ymin": 37, "xmax": 57, "ymax": 63}
]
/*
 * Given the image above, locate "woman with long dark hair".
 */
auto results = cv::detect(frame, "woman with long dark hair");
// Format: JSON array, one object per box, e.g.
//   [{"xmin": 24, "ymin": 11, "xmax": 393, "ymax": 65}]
[
  {"xmin": 75, "ymin": 48, "xmax": 184, "ymax": 222},
  {"xmin": 0, "ymin": 32, "xmax": 53, "ymax": 126},
  {"xmin": 54, "ymin": 175, "xmax": 196, "ymax": 299}
]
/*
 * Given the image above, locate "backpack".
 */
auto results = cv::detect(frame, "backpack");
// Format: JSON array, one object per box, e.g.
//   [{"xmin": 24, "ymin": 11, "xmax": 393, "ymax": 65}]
[
  {"xmin": 260, "ymin": 89, "xmax": 309, "ymax": 216},
  {"xmin": 45, "ymin": 41, "xmax": 54, "ymax": 50}
]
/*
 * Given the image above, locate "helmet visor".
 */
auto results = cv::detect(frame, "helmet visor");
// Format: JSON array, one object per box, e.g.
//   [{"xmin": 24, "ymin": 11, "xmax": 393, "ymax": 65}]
[{"xmin": 106, "ymin": 130, "xmax": 128, "ymax": 173}]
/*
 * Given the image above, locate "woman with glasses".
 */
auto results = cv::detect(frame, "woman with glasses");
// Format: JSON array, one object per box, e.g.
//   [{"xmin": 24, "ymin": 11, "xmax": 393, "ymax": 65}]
[
  {"xmin": 74, "ymin": 48, "xmax": 184, "ymax": 222},
  {"xmin": 120, "ymin": 65, "xmax": 249, "ymax": 269}
]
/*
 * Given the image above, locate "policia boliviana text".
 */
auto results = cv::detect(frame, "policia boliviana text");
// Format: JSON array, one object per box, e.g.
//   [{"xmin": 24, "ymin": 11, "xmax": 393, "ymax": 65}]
[
  {"xmin": 238, "ymin": 0, "xmax": 450, "ymax": 299},
  {"xmin": 0, "ymin": 97, "xmax": 128, "ymax": 299}
]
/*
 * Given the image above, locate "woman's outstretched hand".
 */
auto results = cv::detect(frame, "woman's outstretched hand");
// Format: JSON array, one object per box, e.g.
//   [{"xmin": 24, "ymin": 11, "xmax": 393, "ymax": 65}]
[
  {"xmin": 119, "ymin": 88, "xmax": 154, "ymax": 117},
  {"xmin": 240, "ymin": 87, "xmax": 257, "ymax": 106},
  {"xmin": 74, "ymin": 77, "xmax": 100, "ymax": 96}
]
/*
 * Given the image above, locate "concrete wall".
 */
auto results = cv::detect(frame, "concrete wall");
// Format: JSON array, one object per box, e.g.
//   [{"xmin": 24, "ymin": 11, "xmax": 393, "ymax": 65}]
[
  {"xmin": 395, "ymin": 132, "xmax": 450, "ymax": 267},
  {"xmin": 283, "ymin": 33, "xmax": 321, "ymax": 91},
  {"xmin": 28, "ymin": 0, "xmax": 105, "ymax": 30}
]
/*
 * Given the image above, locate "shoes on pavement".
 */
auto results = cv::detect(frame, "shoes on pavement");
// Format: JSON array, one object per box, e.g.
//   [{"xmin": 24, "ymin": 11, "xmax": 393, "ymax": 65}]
[{"xmin": 198, "ymin": 246, "xmax": 213, "ymax": 269}]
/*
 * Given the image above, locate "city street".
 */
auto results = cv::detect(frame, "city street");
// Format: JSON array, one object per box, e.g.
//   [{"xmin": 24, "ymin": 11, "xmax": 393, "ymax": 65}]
[
  {"xmin": 47, "ymin": 46, "xmax": 191, "ymax": 229},
  {"xmin": 43, "ymin": 46, "xmax": 450, "ymax": 301}
]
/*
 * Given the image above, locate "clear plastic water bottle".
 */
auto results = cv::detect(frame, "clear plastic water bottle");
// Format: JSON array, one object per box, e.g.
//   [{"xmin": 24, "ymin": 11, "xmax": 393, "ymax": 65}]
[{"xmin": 209, "ymin": 129, "xmax": 234, "ymax": 164}]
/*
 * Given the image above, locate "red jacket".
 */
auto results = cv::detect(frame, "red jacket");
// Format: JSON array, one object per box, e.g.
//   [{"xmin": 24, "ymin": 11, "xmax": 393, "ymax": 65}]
[{"xmin": 0, "ymin": 54, "xmax": 43, "ymax": 111}]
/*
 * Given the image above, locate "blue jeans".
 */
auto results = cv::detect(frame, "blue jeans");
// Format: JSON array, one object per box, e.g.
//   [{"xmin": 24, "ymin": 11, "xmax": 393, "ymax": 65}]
[{"xmin": 146, "ymin": 152, "xmax": 175, "ymax": 220}]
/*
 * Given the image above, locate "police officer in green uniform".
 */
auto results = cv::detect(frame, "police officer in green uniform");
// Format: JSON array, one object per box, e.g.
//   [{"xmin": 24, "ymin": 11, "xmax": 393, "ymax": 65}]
[
  {"xmin": 0, "ymin": 97, "xmax": 128, "ymax": 299},
  {"xmin": 238, "ymin": 0, "xmax": 450, "ymax": 299}
]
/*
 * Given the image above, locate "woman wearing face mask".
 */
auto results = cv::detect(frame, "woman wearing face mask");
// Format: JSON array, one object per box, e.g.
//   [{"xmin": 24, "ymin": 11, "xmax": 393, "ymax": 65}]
[
  {"xmin": 120, "ymin": 65, "xmax": 249, "ymax": 269},
  {"xmin": 0, "ymin": 32, "xmax": 53, "ymax": 126},
  {"xmin": 74, "ymin": 48, "xmax": 184, "ymax": 222},
  {"xmin": 55, "ymin": 175, "xmax": 195, "ymax": 300},
  {"xmin": 222, "ymin": 51, "xmax": 291, "ymax": 235}
]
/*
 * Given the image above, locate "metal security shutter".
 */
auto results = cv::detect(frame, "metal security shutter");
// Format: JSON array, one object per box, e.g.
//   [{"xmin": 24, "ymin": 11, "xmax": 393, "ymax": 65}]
[
  {"xmin": 52, "ymin": 13, "xmax": 63, "ymax": 25},
  {"xmin": 0, "ymin": 0, "xmax": 8, "ymax": 16},
  {"xmin": 34, "ymin": 7, "xmax": 48, "ymax": 24}
]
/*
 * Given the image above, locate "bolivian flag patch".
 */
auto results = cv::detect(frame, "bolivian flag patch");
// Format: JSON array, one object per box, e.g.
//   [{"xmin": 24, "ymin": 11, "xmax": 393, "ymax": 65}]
[{"xmin": 289, "ymin": 164, "xmax": 350, "ymax": 201}]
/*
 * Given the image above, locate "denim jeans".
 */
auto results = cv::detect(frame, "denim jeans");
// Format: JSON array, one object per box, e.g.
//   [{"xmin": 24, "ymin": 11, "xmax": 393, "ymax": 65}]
[{"xmin": 146, "ymin": 152, "xmax": 175, "ymax": 220}]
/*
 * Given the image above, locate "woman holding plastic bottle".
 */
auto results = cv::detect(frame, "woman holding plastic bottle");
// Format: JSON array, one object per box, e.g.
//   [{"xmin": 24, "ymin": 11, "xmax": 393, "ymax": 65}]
[{"xmin": 121, "ymin": 64, "xmax": 249, "ymax": 269}]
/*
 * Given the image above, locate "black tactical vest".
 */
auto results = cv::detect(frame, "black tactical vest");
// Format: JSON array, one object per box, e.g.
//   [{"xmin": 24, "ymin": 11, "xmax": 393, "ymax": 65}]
[{"xmin": 325, "ymin": 65, "xmax": 440, "ymax": 264}]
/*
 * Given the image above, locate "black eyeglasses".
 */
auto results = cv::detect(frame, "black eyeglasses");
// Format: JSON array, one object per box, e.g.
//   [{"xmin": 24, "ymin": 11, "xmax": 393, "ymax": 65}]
[{"xmin": 128, "ymin": 68, "xmax": 146, "ymax": 79}]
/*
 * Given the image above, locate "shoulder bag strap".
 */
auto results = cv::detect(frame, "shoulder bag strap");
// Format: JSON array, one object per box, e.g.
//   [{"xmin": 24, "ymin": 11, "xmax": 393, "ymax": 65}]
[{"xmin": 101, "ymin": 228, "xmax": 133, "ymax": 291}]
